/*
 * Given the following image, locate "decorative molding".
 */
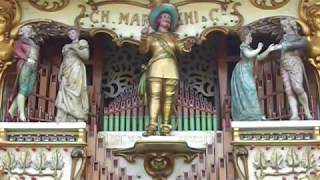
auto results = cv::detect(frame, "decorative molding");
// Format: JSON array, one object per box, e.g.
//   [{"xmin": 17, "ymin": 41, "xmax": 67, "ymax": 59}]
[
  {"xmin": 249, "ymin": 0, "xmax": 290, "ymax": 10},
  {"xmin": 0, "ymin": 149, "xmax": 64, "ymax": 179},
  {"xmin": 232, "ymin": 121, "xmax": 320, "ymax": 179},
  {"xmin": 15, "ymin": 20, "xmax": 89, "ymax": 45},
  {"xmin": 0, "ymin": 122, "xmax": 87, "ymax": 146},
  {"xmin": 255, "ymin": 147, "xmax": 320, "ymax": 179},
  {"xmin": 234, "ymin": 145, "xmax": 320, "ymax": 180},
  {"xmin": 86, "ymin": 0, "xmax": 235, "ymax": 10},
  {"xmin": 28, "ymin": 0, "xmax": 71, "ymax": 12}
]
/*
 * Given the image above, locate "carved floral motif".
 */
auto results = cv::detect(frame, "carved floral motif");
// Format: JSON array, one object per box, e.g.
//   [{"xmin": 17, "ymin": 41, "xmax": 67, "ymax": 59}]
[
  {"xmin": 235, "ymin": 146, "xmax": 320, "ymax": 180},
  {"xmin": 0, "ymin": 149, "xmax": 64, "ymax": 179}
]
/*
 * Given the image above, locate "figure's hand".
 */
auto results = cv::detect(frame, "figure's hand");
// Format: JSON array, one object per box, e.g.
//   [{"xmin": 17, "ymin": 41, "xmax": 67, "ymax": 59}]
[
  {"xmin": 27, "ymin": 58, "xmax": 36, "ymax": 63},
  {"xmin": 257, "ymin": 42, "xmax": 263, "ymax": 49},
  {"xmin": 268, "ymin": 44, "xmax": 282, "ymax": 51},
  {"xmin": 141, "ymin": 25, "xmax": 150, "ymax": 37},
  {"xmin": 267, "ymin": 43, "xmax": 276, "ymax": 51},
  {"xmin": 184, "ymin": 38, "xmax": 196, "ymax": 50}
]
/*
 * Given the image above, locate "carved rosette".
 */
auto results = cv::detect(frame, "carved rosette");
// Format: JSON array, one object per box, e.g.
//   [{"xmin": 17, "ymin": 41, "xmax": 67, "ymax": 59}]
[
  {"xmin": 144, "ymin": 153, "xmax": 174, "ymax": 178},
  {"xmin": 250, "ymin": 0, "xmax": 290, "ymax": 10},
  {"xmin": 28, "ymin": 0, "xmax": 70, "ymax": 12}
]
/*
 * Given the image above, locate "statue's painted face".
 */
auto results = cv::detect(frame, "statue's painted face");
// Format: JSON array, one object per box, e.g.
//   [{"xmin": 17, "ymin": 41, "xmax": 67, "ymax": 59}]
[
  {"xmin": 245, "ymin": 32, "xmax": 252, "ymax": 44},
  {"xmin": 19, "ymin": 26, "xmax": 34, "ymax": 39},
  {"xmin": 157, "ymin": 13, "xmax": 171, "ymax": 31},
  {"xmin": 0, "ymin": 16, "xmax": 7, "ymax": 34},
  {"xmin": 281, "ymin": 19, "xmax": 296, "ymax": 34},
  {"xmin": 68, "ymin": 29, "xmax": 79, "ymax": 41}
]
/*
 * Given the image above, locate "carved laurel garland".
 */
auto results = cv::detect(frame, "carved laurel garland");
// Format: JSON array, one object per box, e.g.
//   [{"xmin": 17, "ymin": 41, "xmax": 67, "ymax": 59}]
[
  {"xmin": 28, "ymin": 0, "xmax": 70, "ymax": 12},
  {"xmin": 249, "ymin": 0, "xmax": 290, "ymax": 10}
]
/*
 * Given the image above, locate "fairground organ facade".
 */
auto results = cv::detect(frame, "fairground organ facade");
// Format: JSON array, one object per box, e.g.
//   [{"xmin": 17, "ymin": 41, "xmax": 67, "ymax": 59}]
[{"xmin": 0, "ymin": 0, "xmax": 320, "ymax": 180}]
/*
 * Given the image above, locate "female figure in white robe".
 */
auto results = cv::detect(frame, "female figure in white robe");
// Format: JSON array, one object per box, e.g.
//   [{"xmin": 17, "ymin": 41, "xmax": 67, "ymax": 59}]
[{"xmin": 55, "ymin": 28, "xmax": 89, "ymax": 122}]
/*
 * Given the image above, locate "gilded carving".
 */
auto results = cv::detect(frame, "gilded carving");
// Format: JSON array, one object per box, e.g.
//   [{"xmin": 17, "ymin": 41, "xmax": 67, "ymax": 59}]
[
  {"xmin": 233, "ymin": 146, "xmax": 249, "ymax": 180},
  {"xmin": 113, "ymin": 141, "xmax": 203, "ymax": 179},
  {"xmin": 250, "ymin": 0, "xmax": 290, "ymax": 10},
  {"xmin": 86, "ymin": 0, "xmax": 232, "ymax": 9},
  {"xmin": 0, "ymin": 0, "xmax": 21, "ymax": 112},
  {"xmin": 28, "ymin": 0, "xmax": 70, "ymax": 12},
  {"xmin": 144, "ymin": 153, "xmax": 174, "ymax": 178},
  {"xmin": 70, "ymin": 148, "xmax": 86, "ymax": 180},
  {"xmin": 298, "ymin": 0, "xmax": 320, "ymax": 105}
]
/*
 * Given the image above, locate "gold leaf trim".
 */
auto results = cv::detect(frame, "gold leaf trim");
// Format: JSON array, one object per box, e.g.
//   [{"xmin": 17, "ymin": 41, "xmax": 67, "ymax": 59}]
[
  {"xmin": 250, "ymin": 0, "xmax": 290, "ymax": 10},
  {"xmin": 28, "ymin": 0, "xmax": 70, "ymax": 12}
]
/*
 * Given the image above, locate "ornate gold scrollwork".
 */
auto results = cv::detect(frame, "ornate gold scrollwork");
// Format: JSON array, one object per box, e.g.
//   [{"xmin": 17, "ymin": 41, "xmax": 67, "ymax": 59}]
[
  {"xmin": 28, "ymin": 0, "xmax": 70, "ymax": 12},
  {"xmin": 233, "ymin": 146, "xmax": 249, "ymax": 180},
  {"xmin": 0, "ymin": 0, "xmax": 21, "ymax": 112},
  {"xmin": 249, "ymin": 0, "xmax": 290, "ymax": 10},
  {"xmin": 113, "ymin": 141, "xmax": 203, "ymax": 179},
  {"xmin": 87, "ymin": 0, "xmax": 233, "ymax": 10},
  {"xmin": 144, "ymin": 153, "xmax": 174, "ymax": 178},
  {"xmin": 298, "ymin": 0, "xmax": 320, "ymax": 104},
  {"xmin": 71, "ymin": 148, "xmax": 87, "ymax": 180}
]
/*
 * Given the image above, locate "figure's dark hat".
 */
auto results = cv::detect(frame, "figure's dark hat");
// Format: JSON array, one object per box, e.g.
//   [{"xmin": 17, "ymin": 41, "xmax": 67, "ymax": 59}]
[{"xmin": 149, "ymin": 3, "xmax": 179, "ymax": 31}]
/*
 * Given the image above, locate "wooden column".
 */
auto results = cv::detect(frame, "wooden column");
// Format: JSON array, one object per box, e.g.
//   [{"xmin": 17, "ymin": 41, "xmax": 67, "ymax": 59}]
[{"xmin": 216, "ymin": 34, "xmax": 228, "ymax": 126}]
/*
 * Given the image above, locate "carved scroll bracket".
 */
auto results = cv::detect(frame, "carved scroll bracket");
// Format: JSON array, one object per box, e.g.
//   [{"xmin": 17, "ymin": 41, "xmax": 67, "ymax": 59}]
[
  {"xmin": 250, "ymin": 0, "xmax": 290, "ymax": 10},
  {"xmin": 28, "ymin": 0, "xmax": 71, "ymax": 12},
  {"xmin": 233, "ymin": 146, "xmax": 249, "ymax": 180},
  {"xmin": 113, "ymin": 140, "xmax": 204, "ymax": 179}
]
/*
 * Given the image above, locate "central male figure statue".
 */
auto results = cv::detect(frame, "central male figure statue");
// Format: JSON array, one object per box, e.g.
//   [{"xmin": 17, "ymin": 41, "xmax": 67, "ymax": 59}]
[{"xmin": 139, "ymin": 3, "xmax": 195, "ymax": 136}]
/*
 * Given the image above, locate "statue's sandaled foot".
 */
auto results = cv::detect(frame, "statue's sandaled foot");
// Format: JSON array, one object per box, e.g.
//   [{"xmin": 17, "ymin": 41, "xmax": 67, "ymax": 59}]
[
  {"xmin": 6, "ymin": 112, "xmax": 15, "ymax": 122},
  {"xmin": 143, "ymin": 123, "xmax": 157, "ymax": 137},
  {"xmin": 305, "ymin": 113, "xmax": 313, "ymax": 120},
  {"xmin": 289, "ymin": 115, "xmax": 300, "ymax": 120},
  {"xmin": 19, "ymin": 115, "xmax": 27, "ymax": 122},
  {"xmin": 160, "ymin": 124, "xmax": 172, "ymax": 136}
]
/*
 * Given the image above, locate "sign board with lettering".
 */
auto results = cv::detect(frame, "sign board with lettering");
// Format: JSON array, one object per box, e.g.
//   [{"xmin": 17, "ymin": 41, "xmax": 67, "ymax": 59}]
[
  {"xmin": 19, "ymin": 0, "xmax": 300, "ymax": 43},
  {"xmin": 75, "ymin": 1, "xmax": 242, "ymax": 42}
]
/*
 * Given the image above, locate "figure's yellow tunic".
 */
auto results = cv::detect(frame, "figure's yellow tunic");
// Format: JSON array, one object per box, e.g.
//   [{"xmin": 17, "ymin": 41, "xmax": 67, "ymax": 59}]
[
  {"xmin": 140, "ymin": 32, "xmax": 189, "ymax": 79},
  {"xmin": 139, "ymin": 31, "xmax": 191, "ymax": 135}
]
